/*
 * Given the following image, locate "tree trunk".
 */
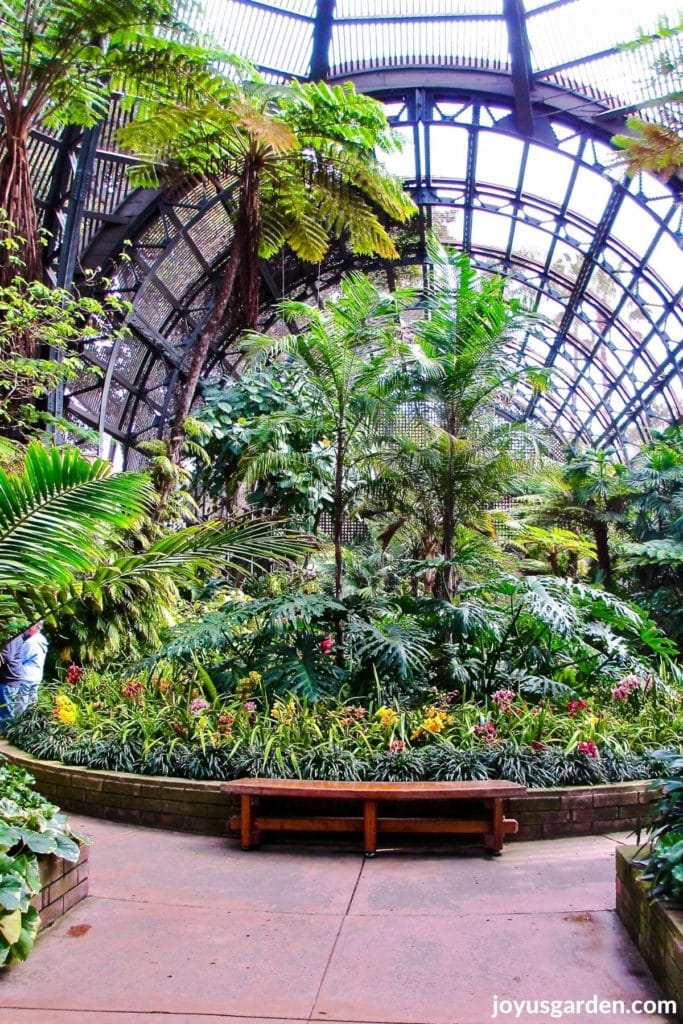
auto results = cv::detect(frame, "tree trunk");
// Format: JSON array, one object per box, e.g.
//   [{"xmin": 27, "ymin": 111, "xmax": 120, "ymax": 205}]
[
  {"xmin": 333, "ymin": 432, "xmax": 344, "ymax": 601},
  {"xmin": 168, "ymin": 156, "xmax": 261, "ymax": 464},
  {"xmin": 592, "ymin": 518, "xmax": 613, "ymax": 589},
  {"xmin": 437, "ymin": 416, "xmax": 457, "ymax": 601},
  {"xmin": 0, "ymin": 127, "xmax": 43, "ymax": 297},
  {"xmin": 333, "ymin": 430, "xmax": 345, "ymax": 663}
]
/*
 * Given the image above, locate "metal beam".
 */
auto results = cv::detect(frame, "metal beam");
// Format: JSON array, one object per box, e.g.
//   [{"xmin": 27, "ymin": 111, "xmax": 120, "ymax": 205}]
[
  {"xmin": 309, "ymin": 0, "xmax": 336, "ymax": 81},
  {"xmin": 503, "ymin": 0, "xmax": 535, "ymax": 138},
  {"xmin": 525, "ymin": 184, "xmax": 626, "ymax": 420}
]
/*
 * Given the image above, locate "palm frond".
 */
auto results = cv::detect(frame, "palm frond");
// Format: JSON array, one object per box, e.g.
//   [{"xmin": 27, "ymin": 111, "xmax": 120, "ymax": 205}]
[{"xmin": 0, "ymin": 442, "xmax": 150, "ymax": 594}]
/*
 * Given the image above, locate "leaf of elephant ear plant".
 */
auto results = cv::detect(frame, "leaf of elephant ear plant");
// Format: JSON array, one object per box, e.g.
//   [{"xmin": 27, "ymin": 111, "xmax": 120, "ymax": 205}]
[{"xmin": 0, "ymin": 441, "xmax": 151, "ymax": 642}]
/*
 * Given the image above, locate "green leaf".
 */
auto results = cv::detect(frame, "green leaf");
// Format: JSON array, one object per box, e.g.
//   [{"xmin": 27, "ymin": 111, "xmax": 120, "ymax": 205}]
[
  {"xmin": 0, "ymin": 877, "xmax": 26, "ymax": 912},
  {"xmin": 0, "ymin": 908, "xmax": 22, "ymax": 946}
]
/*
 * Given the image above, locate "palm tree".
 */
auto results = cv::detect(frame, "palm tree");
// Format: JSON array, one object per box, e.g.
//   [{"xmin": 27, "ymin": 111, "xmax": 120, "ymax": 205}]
[
  {"xmin": 0, "ymin": 441, "xmax": 150, "ymax": 639},
  {"xmin": 390, "ymin": 236, "xmax": 548, "ymax": 599},
  {"xmin": 515, "ymin": 448, "xmax": 627, "ymax": 589},
  {"xmin": 562, "ymin": 449, "xmax": 627, "ymax": 589},
  {"xmin": 240, "ymin": 272, "xmax": 412, "ymax": 604},
  {"xmin": 0, "ymin": 441, "xmax": 308, "ymax": 645},
  {"xmin": 118, "ymin": 72, "xmax": 416, "ymax": 460},
  {"xmin": 0, "ymin": 0, "xmax": 217, "ymax": 291}
]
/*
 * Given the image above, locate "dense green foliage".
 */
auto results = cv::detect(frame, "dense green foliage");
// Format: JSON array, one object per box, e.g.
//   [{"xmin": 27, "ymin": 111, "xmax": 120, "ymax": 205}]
[
  {"xmin": 638, "ymin": 751, "xmax": 683, "ymax": 902},
  {"xmin": 0, "ymin": 758, "xmax": 84, "ymax": 966}
]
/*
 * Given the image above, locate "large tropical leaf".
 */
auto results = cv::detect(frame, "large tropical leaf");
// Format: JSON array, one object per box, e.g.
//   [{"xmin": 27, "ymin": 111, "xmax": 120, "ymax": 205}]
[
  {"xmin": 8, "ymin": 516, "xmax": 312, "ymax": 645},
  {"xmin": 0, "ymin": 442, "xmax": 150, "ymax": 591}
]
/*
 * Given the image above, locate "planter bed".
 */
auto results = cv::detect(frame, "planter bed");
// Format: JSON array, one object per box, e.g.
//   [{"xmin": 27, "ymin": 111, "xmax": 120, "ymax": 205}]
[
  {"xmin": 35, "ymin": 845, "xmax": 90, "ymax": 931},
  {"xmin": 1, "ymin": 740, "xmax": 654, "ymax": 841},
  {"xmin": 616, "ymin": 846, "xmax": 683, "ymax": 1011}
]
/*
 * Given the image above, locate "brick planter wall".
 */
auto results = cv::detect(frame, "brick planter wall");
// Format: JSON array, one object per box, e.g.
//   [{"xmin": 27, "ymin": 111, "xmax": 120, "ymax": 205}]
[
  {"xmin": 616, "ymin": 846, "xmax": 683, "ymax": 1011},
  {"xmin": 509, "ymin": 781, "xmax": 654, "ymax": 841},
  {"xmin": 34, "ymin": 844, "xmax": 90, "ymax": 930},
  {"xmin": 0, "ymin": 741, "xmax": 654, "ymax": 840}
]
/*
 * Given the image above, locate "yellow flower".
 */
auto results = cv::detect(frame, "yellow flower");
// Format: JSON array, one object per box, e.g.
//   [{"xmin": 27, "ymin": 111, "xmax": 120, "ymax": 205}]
[
  {"xmin": 272, "ymin": 700, "xmax": 294, "ymax": 725},
  {"xmin": 237, "ymin": 417, "xmax": 248, "ymax": 425},
  {"xmin": 53, "ymin": 694, "xmax": 78, "ymax": 726},
  {"xmin": 320, "ymin": 437, "xmax": 331, "ymax": 448},
  {"xmin": 248, "ymin": 671, "xmax": 262, "ymax": 685},
  {"xmin": 236, "ymin": 677, "xmax": 252, "ymax": 699},
  {"xmin": 423, "ymin": 715, "xmax": 445, "ymax": 734},
  {"xmin": 377, "ymin": 706, "xmax": 399, "ymax": 729}
]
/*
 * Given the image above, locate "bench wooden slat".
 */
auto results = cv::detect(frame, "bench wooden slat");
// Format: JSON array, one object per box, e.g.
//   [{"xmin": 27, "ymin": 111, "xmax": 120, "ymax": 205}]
[
  {"xmin": 222, "ymin": 778, "xmax": 525, "ymax": 800},
  {"xmin": 229, "ymin": 815, "xmax": 519, "ymax": 836}
]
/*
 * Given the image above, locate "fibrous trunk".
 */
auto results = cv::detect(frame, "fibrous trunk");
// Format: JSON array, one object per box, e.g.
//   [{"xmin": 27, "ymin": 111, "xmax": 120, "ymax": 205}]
[
  {"xmin": 168, "ymin": 158, "xmax": 262, "ymax": 464},
  {"xmin": 0, "ymin": 129, "xmax": 43, "ymax": 309}
]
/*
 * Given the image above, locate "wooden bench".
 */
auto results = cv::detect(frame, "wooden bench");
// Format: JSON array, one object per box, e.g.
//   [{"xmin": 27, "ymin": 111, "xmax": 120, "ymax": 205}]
[{"xmin": 222, "ymin": 778, "xmax": 525, "ymax": 855}]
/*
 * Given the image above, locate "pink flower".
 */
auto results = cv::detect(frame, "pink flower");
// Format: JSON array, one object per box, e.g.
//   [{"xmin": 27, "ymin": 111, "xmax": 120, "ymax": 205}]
[
  {"xmin": 243, "ymin": 700, "xmax": 257, "ymax": 712},
  {"xmin": 474, "ymin": 721, "xmax": 497, "ymax": 744},
  {"xmin": 492, "ymin": 689, "xmax": 515, "ymax": 712},
  {"xmin": 190, "ymin": 697, "xmax": 209, "ymax": 715},
  {"xmin": 320, "ymin": 635, "xmax": 334, "ymax": 656},
  {"xmin": 611, "ymin": 675, "xmax": 641, "ymax": 701},
  {"xmin": 389, "ymin": 740, "xmax": 405, "ymax": 753},
  {"xmin": 567, "ymin": 698, "xmax": 587, "ymax": 717},
  {"xmin": 577, "ymin": 740, "xmax": 599, "ymax": 759},
  {"xmin": 66, "ymin": 664, "xmax": 84, "ymax": 685}
]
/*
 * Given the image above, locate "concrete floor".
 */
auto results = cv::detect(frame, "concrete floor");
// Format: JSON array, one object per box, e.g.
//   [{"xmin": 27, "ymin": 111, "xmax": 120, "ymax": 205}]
[{"xmin": 0, "ymin": 818, "xmax": 676, "ymax": 1024}]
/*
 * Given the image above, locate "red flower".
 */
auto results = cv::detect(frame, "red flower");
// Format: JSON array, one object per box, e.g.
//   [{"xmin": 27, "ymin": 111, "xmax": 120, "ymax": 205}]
[
  {"xmin": 577, "ymin": 740, "xmax": 599, "ymax": 759},
  {"xmin": 320, "ymin": 635, "xmax": 334, "ymax": 656},
  {"xmin": 566, "ymin": 698, "xmax": 587, "ymax": 717},
  {"xmin": 66, "ymin": 664, "xmax": 84, "ymax": 685},
  {"xmin": 531, "ymin": 740, "xmax": 546, "ymax": 751}
]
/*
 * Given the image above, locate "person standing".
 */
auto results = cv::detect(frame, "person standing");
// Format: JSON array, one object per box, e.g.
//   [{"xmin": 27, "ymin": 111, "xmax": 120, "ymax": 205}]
[
  {"xmin": 18, "ymin": 622, "xmax": 48, "ymax": 715},
  {"xmin": 0, "ymin": 635, "xmax": 24, "ymax": 723}
]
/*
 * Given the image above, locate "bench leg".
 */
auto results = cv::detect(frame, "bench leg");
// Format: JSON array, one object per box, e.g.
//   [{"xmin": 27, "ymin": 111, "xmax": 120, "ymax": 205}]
[
  {"xmin": 484, "ymin": 797, "xmax": 504, "ymax": 854},
  {"xmin": 240, "ymin": 794, "xmax": 264, "ymax": 849},
  {"xmin": 363, "ymin": 800, "xmax": 378, "ymax": 856}
]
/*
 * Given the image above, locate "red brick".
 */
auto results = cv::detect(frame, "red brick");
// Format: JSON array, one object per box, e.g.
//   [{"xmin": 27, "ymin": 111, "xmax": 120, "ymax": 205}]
[
  {"xmin": 48, "ymin": 866, "xmax": 78, "ymax": 903},
  {"xmin": 39, "ymin": 896, "xmax": 64, "ymax": 930},
  {"xmin": 63, "ymin": 879, "xmax": 89, "ymax": 913},
  {"xmin": 542, "ymin": 821, "xmax": 593, "ymax": 838}
]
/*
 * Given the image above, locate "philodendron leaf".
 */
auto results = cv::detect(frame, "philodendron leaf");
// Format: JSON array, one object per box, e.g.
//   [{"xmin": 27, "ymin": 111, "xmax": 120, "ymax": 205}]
[{"xmin": 0, "ymin": 908, "xmax": 22, "ymax": 946}]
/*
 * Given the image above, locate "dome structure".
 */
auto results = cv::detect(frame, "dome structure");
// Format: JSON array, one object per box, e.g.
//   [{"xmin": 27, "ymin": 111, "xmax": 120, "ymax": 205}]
[{"xmin": 28, "ymin": 0, "xmax": 682, "ymax": 464}]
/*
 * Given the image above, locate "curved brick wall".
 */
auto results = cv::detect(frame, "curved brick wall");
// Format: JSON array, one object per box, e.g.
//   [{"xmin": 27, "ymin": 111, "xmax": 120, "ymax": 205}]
[{"xmin": 0, "ymin": 741, "xmax": 653, "ymax": 841}]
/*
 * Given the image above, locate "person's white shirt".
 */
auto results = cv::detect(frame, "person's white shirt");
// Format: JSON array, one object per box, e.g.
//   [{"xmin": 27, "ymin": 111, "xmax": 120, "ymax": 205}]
[{"xmin": 21, "ymin": 630, "xmax": 48, "ymax": 683}]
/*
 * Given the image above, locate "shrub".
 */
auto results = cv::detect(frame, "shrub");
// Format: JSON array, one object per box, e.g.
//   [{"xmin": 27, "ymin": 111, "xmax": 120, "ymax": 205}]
[{"xmin": 0, "ymin": 759, "xmax": 86, "ymax": 966}]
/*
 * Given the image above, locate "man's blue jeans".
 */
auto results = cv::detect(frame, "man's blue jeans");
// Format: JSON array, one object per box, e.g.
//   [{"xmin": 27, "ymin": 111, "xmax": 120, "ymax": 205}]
[{"xmin": 0, "ymin": 683, "xmax": 18, "ymax": 723}]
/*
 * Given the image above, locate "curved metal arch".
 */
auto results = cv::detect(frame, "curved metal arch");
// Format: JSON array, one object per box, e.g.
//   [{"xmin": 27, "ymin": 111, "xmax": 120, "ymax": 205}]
[{"xmin": 46, "ymin": 2, "xmax": 681, "ymax": 457}]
